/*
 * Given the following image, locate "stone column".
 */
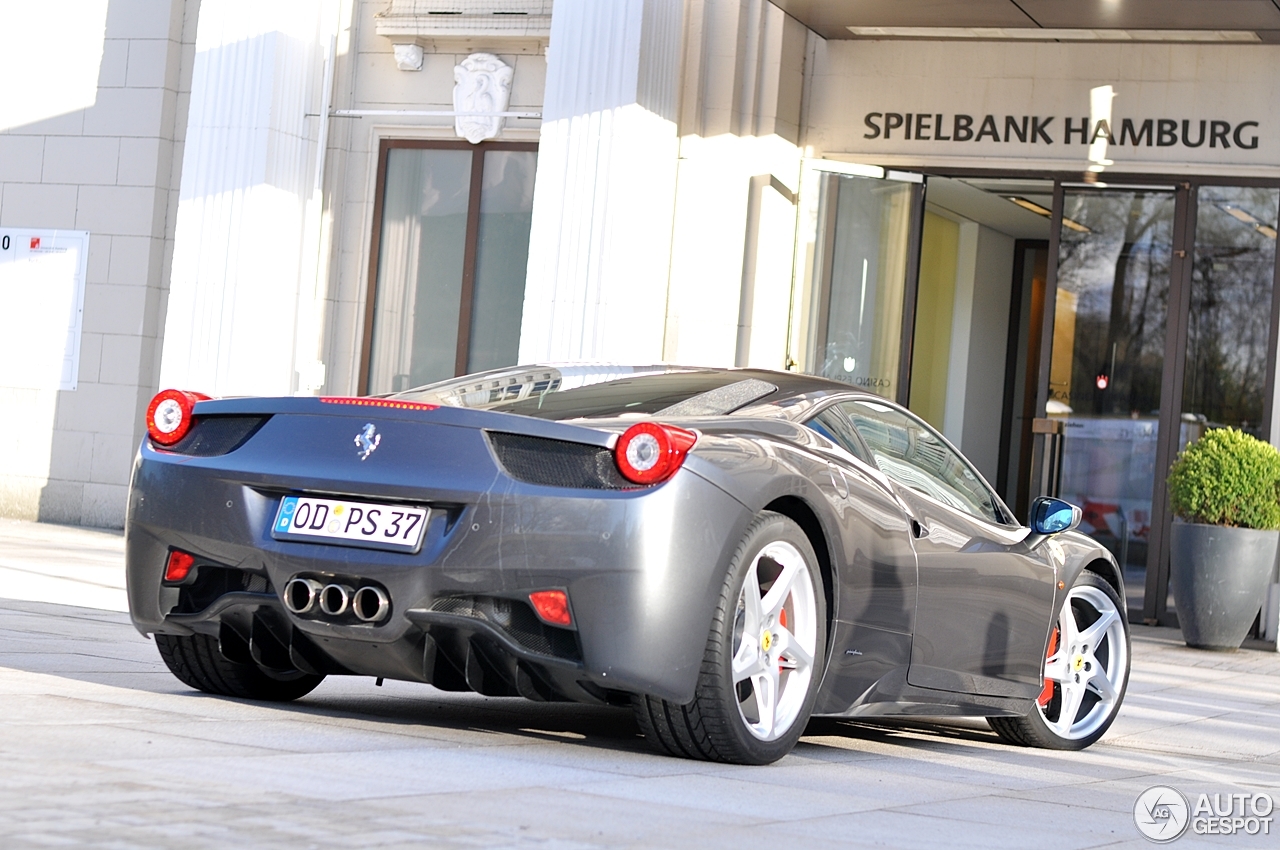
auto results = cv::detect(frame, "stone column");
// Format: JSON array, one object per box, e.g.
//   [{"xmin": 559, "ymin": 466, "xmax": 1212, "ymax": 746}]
[
  {"xmin": 519, "ymin": 0, "xmax": 685, "ymax": 364},
  {"xmin": 160, "ymin": 0, "xmax": 338, "ymax": 396}
]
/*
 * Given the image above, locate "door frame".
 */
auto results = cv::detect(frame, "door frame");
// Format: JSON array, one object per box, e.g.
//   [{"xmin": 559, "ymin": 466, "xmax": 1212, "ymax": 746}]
[{"xmin": 997, "ymin": 238, "xmax": 1050, "ymax": 521}]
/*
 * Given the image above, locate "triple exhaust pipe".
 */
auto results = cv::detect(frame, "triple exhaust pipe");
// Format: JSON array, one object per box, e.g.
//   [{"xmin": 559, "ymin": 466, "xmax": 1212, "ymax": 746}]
[{"xmin": 283, "ymin": 577, "xmax": 390, "ymax": 623}]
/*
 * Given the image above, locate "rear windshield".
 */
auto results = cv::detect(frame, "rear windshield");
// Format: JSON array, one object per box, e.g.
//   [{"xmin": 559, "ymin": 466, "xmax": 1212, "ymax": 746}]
[{"xmin": 391, "ymin": 365, "xmax": 777, "ymax": 421}]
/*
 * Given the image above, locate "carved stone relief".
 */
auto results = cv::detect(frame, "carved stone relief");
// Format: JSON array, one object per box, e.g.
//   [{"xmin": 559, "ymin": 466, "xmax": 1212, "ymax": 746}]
[
  {"xmin": 392, "ymin": 43, "xmax": 424, "ymax": 71},
  {"xmin": 453, "ymin": 53, "xmax": 514, "ymax": 144}
]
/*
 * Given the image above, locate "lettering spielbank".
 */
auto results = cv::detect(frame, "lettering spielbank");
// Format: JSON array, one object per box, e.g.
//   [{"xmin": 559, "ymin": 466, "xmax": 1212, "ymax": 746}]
[{"xmin": 863, "ymin": 113, "xmax": 1261, "ymax": 149}]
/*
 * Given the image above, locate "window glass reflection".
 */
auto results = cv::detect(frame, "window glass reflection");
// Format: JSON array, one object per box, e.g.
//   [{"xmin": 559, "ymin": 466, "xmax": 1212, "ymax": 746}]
[
  {"xmin": 842, "ymin": 400, "xmax": 1000, "ymax": 523},
  {"xmin": 1050, "ymin": 190, "xmax": 1176, "ymax": 608},
  {"xmin": 468, "ymin": 150, "xmax": 538, "ymax": 373},
  {"xmin": 815, "ymin": 176, "xmax": 915, "ymax": 398},
  {"xmin": 1182, "ymin": 187, "xmax": 1279, "ymax": 444},
  {"xmin": 367, "ymin": 148, "xmax": 472, "ymax": 393},
  {"xmin": 366, "ymin": 145, "xmax": 538, "ymax": 394},
  {"xmin": 1173, "ymin": 187, "xmax": 1279, "ymax": 616}
]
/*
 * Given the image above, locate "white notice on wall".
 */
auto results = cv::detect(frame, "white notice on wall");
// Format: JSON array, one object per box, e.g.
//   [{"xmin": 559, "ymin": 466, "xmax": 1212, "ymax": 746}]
[{"xmin": 0, "ymin": 229, "xmax": 89, "ymax": 391}]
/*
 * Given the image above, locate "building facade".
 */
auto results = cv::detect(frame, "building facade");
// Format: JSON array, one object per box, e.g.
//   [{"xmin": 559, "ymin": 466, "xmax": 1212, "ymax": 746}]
[{"xmin": 3, "ymin": 0, "xmax": 1280, "ymax": 636}]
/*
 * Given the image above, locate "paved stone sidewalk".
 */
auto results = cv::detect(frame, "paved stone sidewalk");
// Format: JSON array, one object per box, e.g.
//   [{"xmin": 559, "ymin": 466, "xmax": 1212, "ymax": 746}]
[
  {"xmin": 0, "ymin": 518, "xmax": 126, "ymax": 612},
  {"xmin": 0, "ymin": 519, "xmax": 1277, "ymax": 848}
]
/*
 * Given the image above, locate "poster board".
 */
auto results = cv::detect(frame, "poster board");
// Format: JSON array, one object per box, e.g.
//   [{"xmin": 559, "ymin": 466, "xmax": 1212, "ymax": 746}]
[{"xmin": 0, "ymin": 229, "xmax": 89, "ymax": 391}]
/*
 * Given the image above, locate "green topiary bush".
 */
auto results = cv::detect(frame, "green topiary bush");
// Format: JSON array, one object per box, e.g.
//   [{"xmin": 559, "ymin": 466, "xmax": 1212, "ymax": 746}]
[{"xmin": 1167, "ymin": 427, "xmax": 1280, "ymax": 530}]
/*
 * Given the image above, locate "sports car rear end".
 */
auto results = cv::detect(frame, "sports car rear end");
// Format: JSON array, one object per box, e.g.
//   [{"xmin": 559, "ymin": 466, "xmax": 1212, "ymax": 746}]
[{"xmin": 126, "ymin": 383, "xmax": 756, "ymax": 706}]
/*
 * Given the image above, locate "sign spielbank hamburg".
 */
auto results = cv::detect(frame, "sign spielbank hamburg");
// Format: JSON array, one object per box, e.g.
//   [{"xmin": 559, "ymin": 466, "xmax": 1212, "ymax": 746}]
[
  {"xmin": 861, "ymin": 113, "xmax": 1259, "ymax": 151},
  {"xmin": 808, "ymin": 41, "xmax": 1280, "ymax": 174}
]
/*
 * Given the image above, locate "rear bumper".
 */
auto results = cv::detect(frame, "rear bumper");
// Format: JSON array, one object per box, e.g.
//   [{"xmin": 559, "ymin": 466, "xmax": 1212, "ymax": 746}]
[{"xmin": 125, "ymin": 447, "xmax": 751, "ymax": 703}]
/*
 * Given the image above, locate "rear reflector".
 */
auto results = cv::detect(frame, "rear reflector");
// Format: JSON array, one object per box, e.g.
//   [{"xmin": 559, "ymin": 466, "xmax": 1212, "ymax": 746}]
[
  {"xmin": 164, "ymin": 551, "xmax": 196, "ymax": 583},
  {"xmin": 320, "ymin": 397, "xmax": 439, "ymax": 411},
  {"xmin": 529, "ymin": 590, "xmax": 572, "ymax": 627}
]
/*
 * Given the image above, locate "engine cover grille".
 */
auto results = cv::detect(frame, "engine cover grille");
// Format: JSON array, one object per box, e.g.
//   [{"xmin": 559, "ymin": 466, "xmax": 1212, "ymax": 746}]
[
  {"xmin": 166, "ymin": 416, "xmax": 270, "ymax": 456},
  {"xmin": 487, "ymin": 432, "xmax": 630, "ymax": 490}
]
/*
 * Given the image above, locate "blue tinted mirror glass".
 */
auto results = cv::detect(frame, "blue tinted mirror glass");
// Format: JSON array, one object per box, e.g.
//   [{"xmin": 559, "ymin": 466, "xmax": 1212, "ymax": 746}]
[{"xmin": 1031, "ymin": 498, "xmax": 1077, "ymax": 535}]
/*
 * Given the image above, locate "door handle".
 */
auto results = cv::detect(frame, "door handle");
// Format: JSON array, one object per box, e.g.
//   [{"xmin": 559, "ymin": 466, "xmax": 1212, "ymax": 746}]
[{"xmin": 911, "ymin": 519, "xmax": 928, "ymax": 539}]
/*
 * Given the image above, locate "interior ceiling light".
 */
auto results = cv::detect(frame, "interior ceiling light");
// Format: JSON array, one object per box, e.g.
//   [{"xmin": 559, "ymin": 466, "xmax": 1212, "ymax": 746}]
[
  {"xmin": 1006, "ymin": 196, "xmax": 1092, "ymax": 233},
  {"xmin": 1007, "ymin": 196, "xmax": 1052, "ymax": 216},
  {"xmin": 1216, "ymin": 204, "xmax": 1277, "ymax": 240},
  {"xmin": 1219, "ymin": 204, "xmax": 1259, "ymax": 225},
  {"xmin": 846, "ymin": 27, "xmax": 1261, "ymax": 43}
]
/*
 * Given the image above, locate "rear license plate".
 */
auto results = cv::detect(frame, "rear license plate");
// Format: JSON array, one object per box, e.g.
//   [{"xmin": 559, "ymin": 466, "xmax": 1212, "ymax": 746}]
[{"xmin": 271, "ymin": 495, "xmax": 428, "ymax": 553}]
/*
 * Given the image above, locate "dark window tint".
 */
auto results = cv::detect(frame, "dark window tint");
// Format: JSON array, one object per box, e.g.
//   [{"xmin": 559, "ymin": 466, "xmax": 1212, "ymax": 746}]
[
  {"xmin": 841, "ymin": 399, "xmax": 1001, "ymax": 523},
  {"xmin": 394, "ymin": 366, "xmax": 771, "ymax": 421}
]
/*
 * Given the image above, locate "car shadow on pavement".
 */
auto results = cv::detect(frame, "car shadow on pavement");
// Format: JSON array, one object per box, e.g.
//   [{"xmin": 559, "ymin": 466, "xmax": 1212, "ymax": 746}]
[{"xmin": 1, "ymin": 597, "xmax": 1008, "ymax": 762}]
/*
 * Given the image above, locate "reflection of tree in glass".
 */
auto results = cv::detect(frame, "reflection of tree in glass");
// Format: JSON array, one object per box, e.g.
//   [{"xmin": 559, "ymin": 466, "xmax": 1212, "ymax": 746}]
[
  {"xmin": 1055, "ymin": 192, "xmax": 1173, "ymax": 416},
  {"xmin": 1183, "ymin": 188, "xmax": 1279, "ymax": 437}
]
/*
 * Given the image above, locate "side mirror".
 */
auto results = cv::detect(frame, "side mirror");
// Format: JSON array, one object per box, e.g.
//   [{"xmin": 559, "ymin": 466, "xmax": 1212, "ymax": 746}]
[{"xmin": 1029, "ymin": 496, "xmax": 1082, "ymax": 535}]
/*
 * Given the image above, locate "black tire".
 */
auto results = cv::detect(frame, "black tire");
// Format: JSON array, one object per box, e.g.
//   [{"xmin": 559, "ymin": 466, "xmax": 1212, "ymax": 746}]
[
  {"xmin": 988, "ymin": 571, "xmax": 1129, "ymax": 750},
  {"xmin": 634, "ymin": 512, "xmax": 827, "ymax": 765},
  {"xmin": 155, "ymin": 632, "xmax": 324, "ymax": 702}
]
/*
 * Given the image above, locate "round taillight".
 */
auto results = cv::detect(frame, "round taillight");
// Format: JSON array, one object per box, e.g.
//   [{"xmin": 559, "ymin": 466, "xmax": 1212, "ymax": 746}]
[
  {"xmin": 614, "ymin": 422, "xmax": 698, "ymax": 485},
  {"xmin": 146, "ymin": 389, "xmax": 209, "ymax": 446}
]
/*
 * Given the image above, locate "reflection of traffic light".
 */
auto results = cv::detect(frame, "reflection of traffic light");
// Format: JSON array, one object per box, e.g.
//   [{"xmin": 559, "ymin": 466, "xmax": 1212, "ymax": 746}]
[{"xmin": 1096, "ymin": 374, "xmax": 1110, "ymax": 390}]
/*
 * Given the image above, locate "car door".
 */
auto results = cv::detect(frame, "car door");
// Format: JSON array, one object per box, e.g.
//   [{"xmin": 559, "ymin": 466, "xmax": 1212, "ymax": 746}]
[
  {"xmin": 801, "ymin": 405, "xmax": 919, "ymax": 713},
  {"xmin": 838, "ymin": 398, "xmax": 1058, "ymax": 700}
]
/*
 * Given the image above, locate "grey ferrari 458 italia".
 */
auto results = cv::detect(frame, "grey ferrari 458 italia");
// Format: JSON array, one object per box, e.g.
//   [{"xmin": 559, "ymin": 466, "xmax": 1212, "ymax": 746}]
[{"xmin": 126, "ymin": 364, "xmax": 1130, "ymax": 764}]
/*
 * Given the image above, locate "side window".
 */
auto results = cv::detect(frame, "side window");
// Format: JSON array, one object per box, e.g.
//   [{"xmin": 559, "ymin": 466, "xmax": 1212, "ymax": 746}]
[
  {"xmin": 805, "ymin": 408, "xmax": 869, "ymax": 463},
  {"xmin": 840, "ymin": 399, "xmax": 1002, "ymax": 524}
]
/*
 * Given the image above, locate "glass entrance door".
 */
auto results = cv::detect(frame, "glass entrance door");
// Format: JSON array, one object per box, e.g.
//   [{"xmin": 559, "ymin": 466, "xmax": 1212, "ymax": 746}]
[
  {"xmin": 810, "ymin": 170, "xmax": 925, "ymax": 404},
  {"xmin": 1049, "ymin": 188, "xmax": 1177, "ymax": 614},
  {"xmin": 806, "ymin": 168, "xmax": 1279, "ymax": 627},
  {"xmin": 1172, "ymin": 186, "xmax": 1280, "ymax": 613},
  {"xmin": 1181, "ymin": 187, "xmax": 1279, "ymax": 446},
  {"xmin": 1044, "ymin": 183, "xmax": 1279, "ymax": 623}
]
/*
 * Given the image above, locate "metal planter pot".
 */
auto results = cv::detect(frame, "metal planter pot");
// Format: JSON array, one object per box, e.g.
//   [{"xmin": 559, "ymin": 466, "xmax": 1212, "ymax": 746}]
[{"xmin": 1169, "ymin": 522, "xmax": 1279, "ymax": 651}]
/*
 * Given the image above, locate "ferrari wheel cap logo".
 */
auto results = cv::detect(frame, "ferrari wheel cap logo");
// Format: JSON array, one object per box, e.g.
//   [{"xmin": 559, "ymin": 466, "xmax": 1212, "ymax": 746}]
[
  {"xmin": 761, "ymin": 630, "xmax": 773, "ymax": 652},
  {"xmin": 1073, "ymin": 655, "xmax": 1085, "ymax": 672},
  {"xmin": 355, "ymin": 423, "xmax": 381, "ymax": 460}
]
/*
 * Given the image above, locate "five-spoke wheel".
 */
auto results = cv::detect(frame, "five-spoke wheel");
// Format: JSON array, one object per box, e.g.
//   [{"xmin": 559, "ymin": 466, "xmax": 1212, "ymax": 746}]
[
  {"xmin": 730, "ymin": 539, "xmax": 819, "ymax": 742},
  {"xmin": 989, "ymin": 571, "xmax": 1129, "ymax": 749},
  {"xmin": 633, "ymin": 512, "xmax": 826, "ymax": 764}
]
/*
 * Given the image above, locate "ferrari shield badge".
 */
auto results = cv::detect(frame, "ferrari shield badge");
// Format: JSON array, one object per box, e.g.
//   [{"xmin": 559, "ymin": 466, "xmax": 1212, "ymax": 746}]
[{"xmin": 355, "ymin": 423, "xmax": 380, "ymax": 460}]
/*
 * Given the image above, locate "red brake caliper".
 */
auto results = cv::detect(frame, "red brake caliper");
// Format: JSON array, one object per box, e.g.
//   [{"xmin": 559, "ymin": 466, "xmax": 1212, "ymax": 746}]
[
  {"xmin": 778, "ymin": 608, "xmax": 788, "ymax": 672},
  {"xmin": 1037, "ymin": 626, "xmax": 1059, "ymax": 707}
]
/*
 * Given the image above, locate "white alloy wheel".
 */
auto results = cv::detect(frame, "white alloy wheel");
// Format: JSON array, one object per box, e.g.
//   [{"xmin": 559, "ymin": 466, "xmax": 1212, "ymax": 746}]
[
  {"xmin": 731, "ymin": 539, "xmax": 819, "ymax": 742},
  {"xmin": 1038, "ymin": 582, "xmax": 1128, "ymax": 740},
  {"xmin": 989, "ymin": 571, "xmax": 1130, "ymax": 750},
  {"xmin": 632, "ymin": 512, "xmax": 827, "ymax": 764}
]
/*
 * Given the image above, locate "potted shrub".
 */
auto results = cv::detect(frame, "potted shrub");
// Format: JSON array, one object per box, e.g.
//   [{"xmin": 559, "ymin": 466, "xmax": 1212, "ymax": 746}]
[{"xmin": 1167, "ymin": 427, "xmax": 1280, "ymax": 650}]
